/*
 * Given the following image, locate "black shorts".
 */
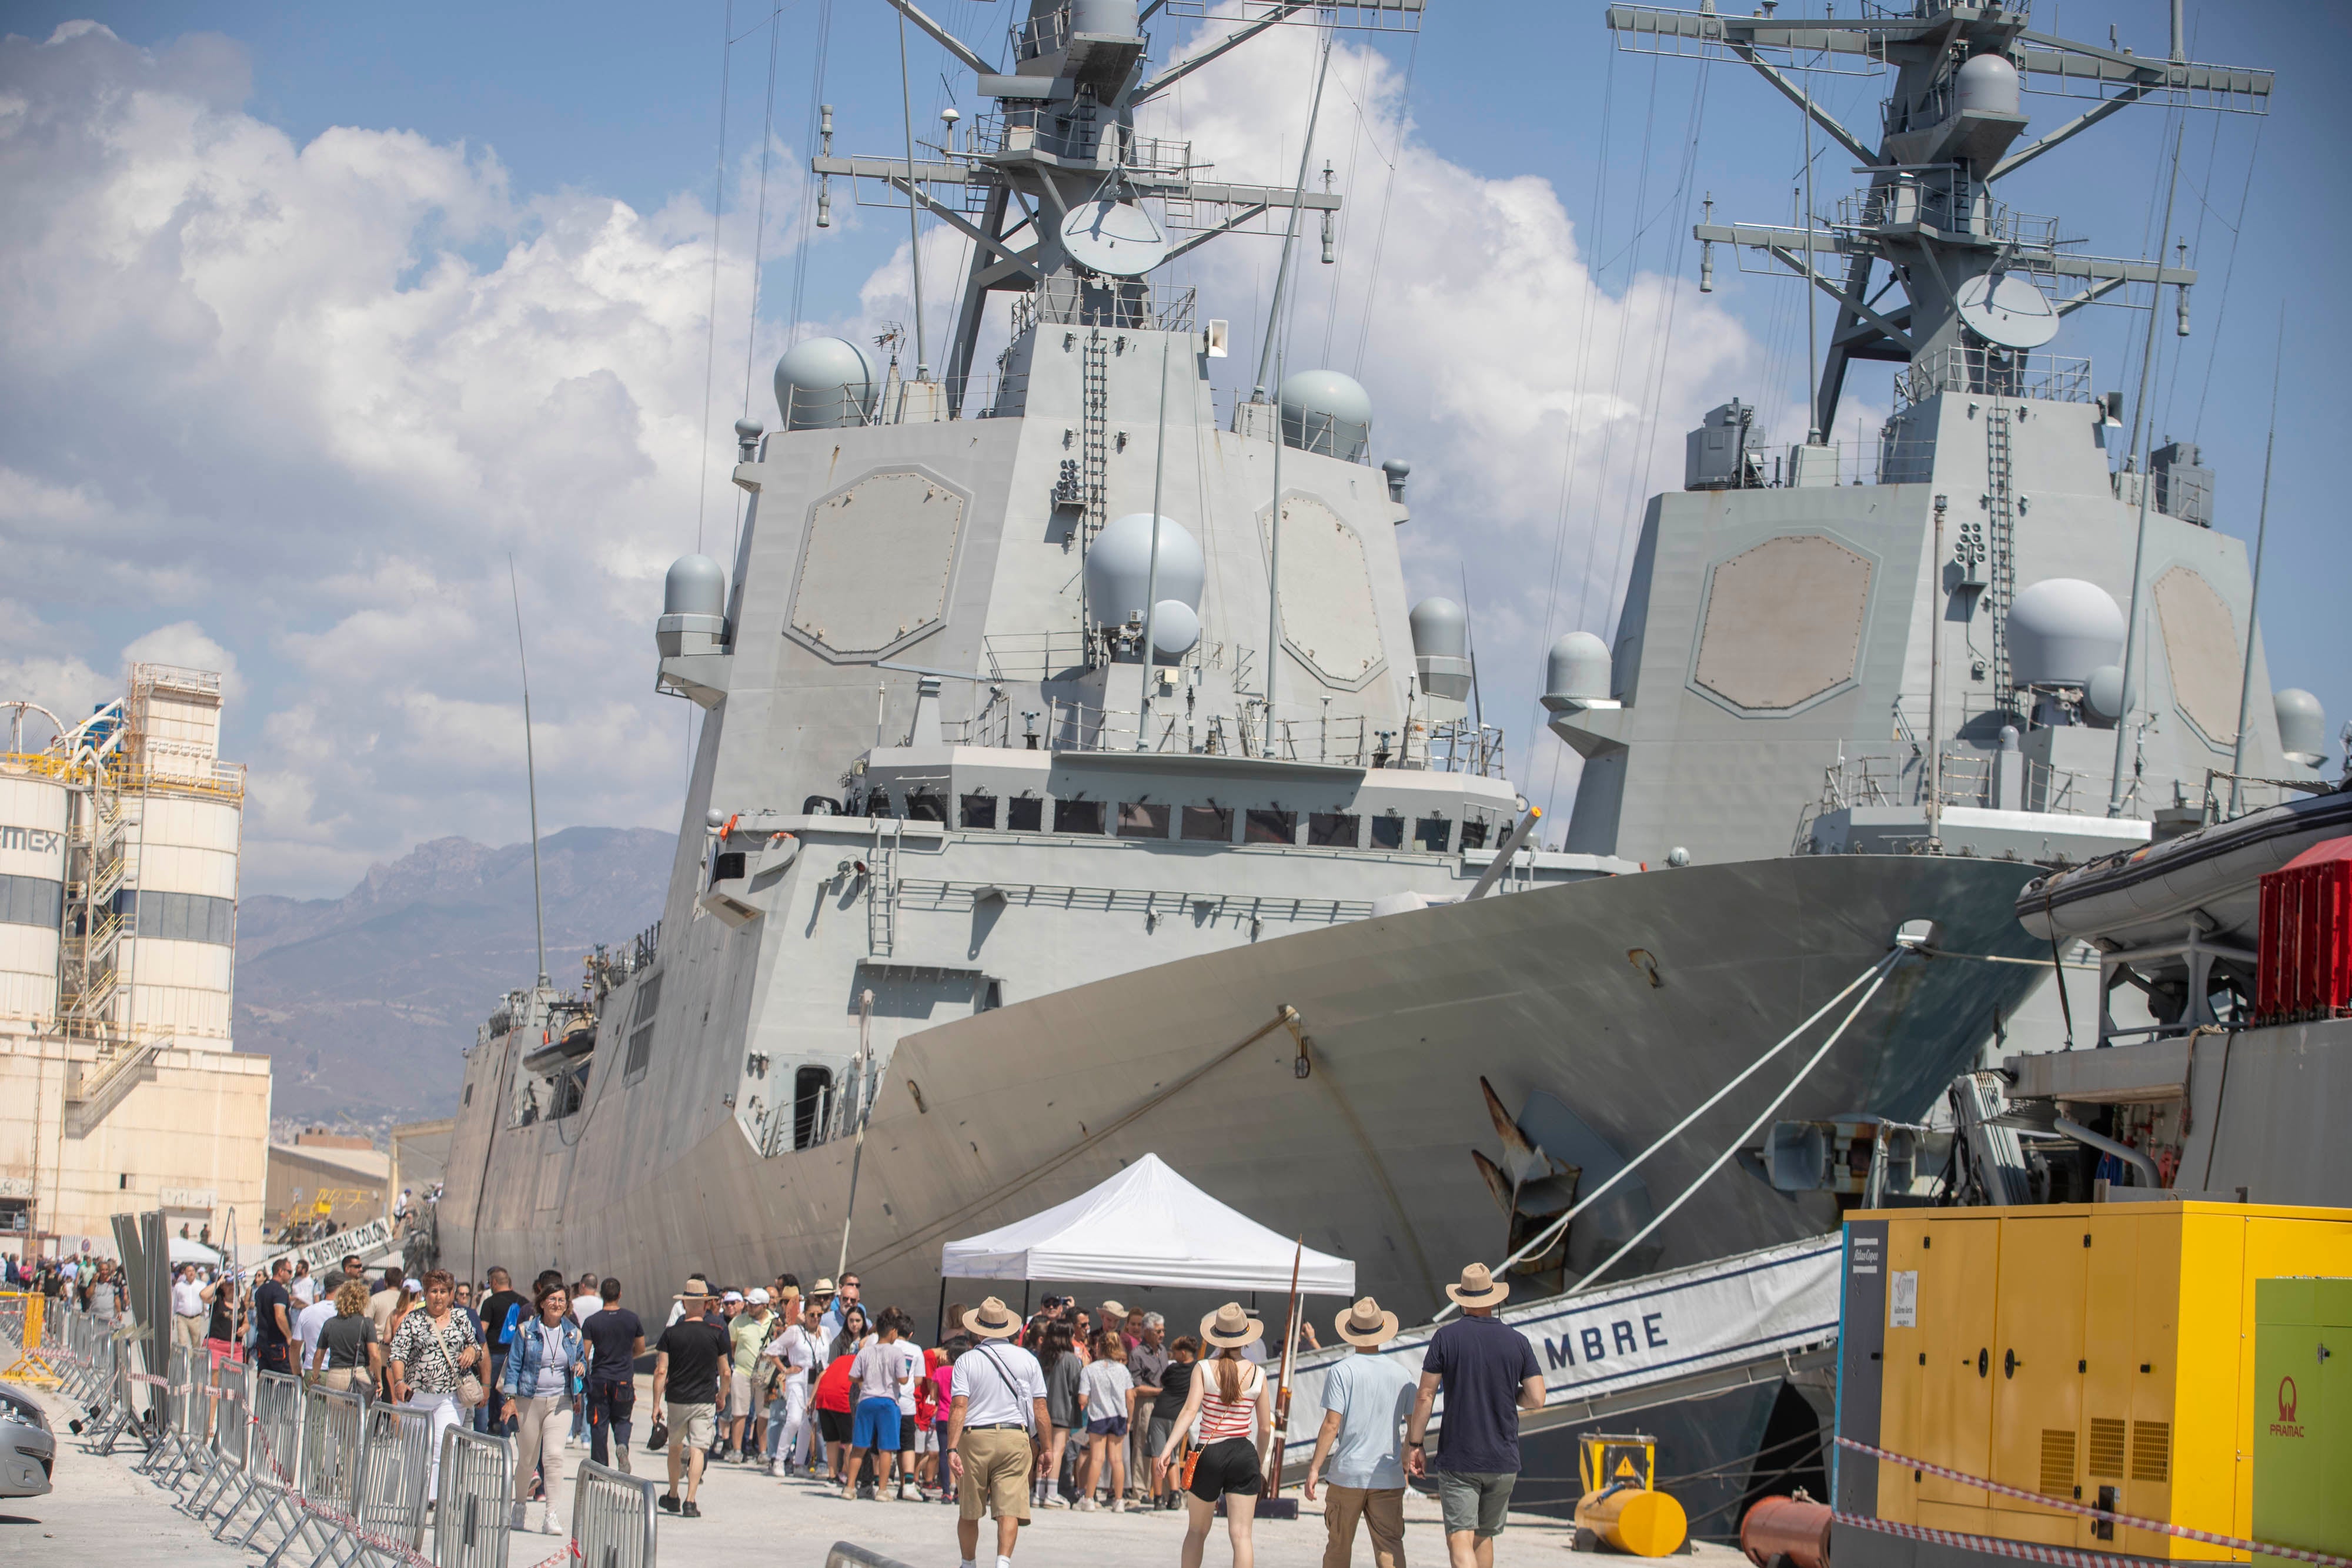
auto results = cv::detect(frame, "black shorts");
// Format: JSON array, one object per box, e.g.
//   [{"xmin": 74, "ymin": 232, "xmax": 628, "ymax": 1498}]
[
  {"xmin": 818, "ymin": 1407, "xmax": 853, "ymax": 1443},
  {"xmin": 1187, "ymin": 1436, "xmax": 1263, "ymax": 1502}
]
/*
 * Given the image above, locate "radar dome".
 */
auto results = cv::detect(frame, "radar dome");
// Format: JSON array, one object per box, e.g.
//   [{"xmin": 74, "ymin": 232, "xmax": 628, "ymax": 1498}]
[
  {"xmin": 2008, "ymin": 578, "xmax": 2126, "ymax": 688},
  {"xmin": 658, "ymin": 553, "xmax": 728, "ymax": 659},
  {"xmin": 1148, "ymin": 600, "xmax": 1202, "ymax": 661},
  {"xmin": 1955, "ymin": 52, "xmax": 2022, "ymax": 117},
  {"xmin": 1409, "ymin": 597, "xmax": 1472, "ymax": 701},
  {"xmin": 2083, "ymin": 664, "xmax": 2125, "ymax": 724},
  {"xmin": 1278, "ymin": 369, "xmax": 1373, "ymax": 460},
  {"xmin": 1083, "ymin": 513, "xmax": 1206, "ymax": 630},
  {"xmin": 1545, "ymin": 631, "xmax": 1612, "ymax": 704},
  {"xmin": 774, "ymin": 336, "xmax": 881, "ymax": 430},
  {"xmin": 2275, "ymin": 687, "xmax": 2327, "ymax": 764}
]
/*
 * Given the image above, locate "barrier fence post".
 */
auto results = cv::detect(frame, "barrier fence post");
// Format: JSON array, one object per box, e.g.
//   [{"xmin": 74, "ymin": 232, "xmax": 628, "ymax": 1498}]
[
  {"xmin": 265, "ymin": 1382, "xmax": 367, "ymax": 1567},
  {"xmin": 184, "ymin": 1353, "xmax": 249, "ymax": 1523},
  {"xmin": 220, "ymin": 1369, "xmax": 305, "ymax": 1547},
  {"xmin": 570, "ymin": 1458, "xmax": 660, "ymax": 1568},
  {"xmin": 433, "ymin": 1425, "xmax": 517, "ymax": 1568}
]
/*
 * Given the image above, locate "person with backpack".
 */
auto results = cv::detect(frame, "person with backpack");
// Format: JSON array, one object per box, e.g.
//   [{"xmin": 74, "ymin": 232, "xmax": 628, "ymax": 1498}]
[{"xmin": 476, "ymin": 1267, "xmax": 527, "ymax": 1434}]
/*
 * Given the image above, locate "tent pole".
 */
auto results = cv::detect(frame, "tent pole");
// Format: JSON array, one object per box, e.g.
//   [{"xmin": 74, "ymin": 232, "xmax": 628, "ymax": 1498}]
[
  {"xmin": 1267, "ymin": 1236, "xmax": 1305, "ymax": 1498},
  {"xmin": 1022, "ymin": 1281, "xmax": 1030, "ymax": 1319},
  {"xmin": 936, "ymin": 1275, "xmax": 949, "ymax": 1345}
]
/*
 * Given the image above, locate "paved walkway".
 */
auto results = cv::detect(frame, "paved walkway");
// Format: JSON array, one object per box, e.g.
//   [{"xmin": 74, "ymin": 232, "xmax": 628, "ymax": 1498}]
[
  {"xmin": 12, "ymin": 1373, "xmax": 1751, "ymax": 1567},
  {"xmin": 6, "ymin": 1384, "xmax": 250, "ymax": 1563}
]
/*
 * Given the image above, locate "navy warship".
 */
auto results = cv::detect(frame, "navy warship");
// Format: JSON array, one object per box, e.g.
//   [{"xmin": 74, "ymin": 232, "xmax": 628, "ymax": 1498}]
[{"xmin": 439, "ymin": 0, "xmax": 2324, "ymax": 1517}]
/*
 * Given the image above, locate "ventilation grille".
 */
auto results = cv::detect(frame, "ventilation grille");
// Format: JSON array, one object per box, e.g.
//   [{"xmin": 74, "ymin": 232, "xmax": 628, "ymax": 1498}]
[
  {"xmin": 2039, "ymin": 1429, "xmax": 2077, "ymax": 1497},
  {"xmin": 2131, "ymin": 1421, "xmax": 2171, "ymax": 1483},
  {"xmin": 2086, "ymin": 1419, "xmax": 2127, "ymax": 1479}
]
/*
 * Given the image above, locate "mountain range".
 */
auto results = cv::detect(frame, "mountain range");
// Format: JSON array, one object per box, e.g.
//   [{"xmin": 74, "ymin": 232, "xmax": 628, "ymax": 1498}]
[{"xmin": 234, "ymin": 826, "xmax": 676, "ymax": 1125}]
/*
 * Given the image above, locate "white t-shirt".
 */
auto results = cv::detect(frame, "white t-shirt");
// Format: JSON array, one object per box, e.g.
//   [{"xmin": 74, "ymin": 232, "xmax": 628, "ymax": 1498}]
[
  {"xmin": 291, "ymin": 1274, "xmax": 318, "ymax": 1307},
  {"xmin": 172, "ymin": 1279, "xmax": 206, "ymax": 1318},
  {"xmin": 762, "ymin": 1323, "xmax": 818, "ymax": 1389},
  {"xmin": 852, "ymin": 1339, "xmax": 921, "ymax": 1410},
  {"xmin": 572, "ymin": 1293, "xmax": 603, "ymax": 1324},
  {"xmin": 951, "ymin": 1340, "xmax": 1048, "ymax": 1432},
  {"xmin": 1081, "ymin": 1359, "xmax": 1134, "ymax": 1423},
  {"xmin": 296, "ymin": 1299, "xmax": 338, "ymax": 1364}
]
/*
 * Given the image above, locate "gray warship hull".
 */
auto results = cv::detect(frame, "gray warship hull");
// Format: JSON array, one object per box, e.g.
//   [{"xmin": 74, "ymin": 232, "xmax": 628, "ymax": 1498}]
[{"xmin": 443, "ymin": 848, "xmax": 2043, "ymax": 1318}]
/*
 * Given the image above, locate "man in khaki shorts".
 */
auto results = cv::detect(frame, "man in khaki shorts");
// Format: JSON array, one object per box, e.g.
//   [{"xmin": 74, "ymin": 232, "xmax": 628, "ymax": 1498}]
[
  {"xmin": 652, "ymin": 1279, "xmax": 733, "ymax": 1519},
  {"xmin": 945, "ymin": 1298, "xmax": 1048, "ymax": 1568}
]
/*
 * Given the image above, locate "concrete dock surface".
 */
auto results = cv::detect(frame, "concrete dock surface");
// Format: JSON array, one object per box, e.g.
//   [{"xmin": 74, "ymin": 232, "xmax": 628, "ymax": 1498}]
[{"xmin": 17, "ymin": 1378, "xmax": 1751, "ymax": 1566}]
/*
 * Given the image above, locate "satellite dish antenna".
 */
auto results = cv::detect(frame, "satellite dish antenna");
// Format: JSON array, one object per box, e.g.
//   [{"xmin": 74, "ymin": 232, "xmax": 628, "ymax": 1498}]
[
  {"xmin": 1956, "ymin": 270, "xmax": 2060, "ymax": 349},
  {"xmin": 1060, "ymin": 198, "xmax": 1167, "ymax": 278}
]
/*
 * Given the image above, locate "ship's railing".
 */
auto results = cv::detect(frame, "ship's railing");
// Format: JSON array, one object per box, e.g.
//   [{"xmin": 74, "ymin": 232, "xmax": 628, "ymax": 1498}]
[
  {"xmin": 2200, "ymin": 767, "xmax": 2326, "ymax": 821},
  {"xmin": 1815, "ymin": 748, "xmax": 2102, "ymax": 817},
  {"xmin": 982, "ymin": 631, "xmax": 1092, "ymax": 684},
  {"xmin": 1160, "ymin": 0, "xmax": 1425, "ymax": 31},
  {"xmin": 1012, "ymin": 277, "xmax": 1195, "ymax": 336},
  {"xmin": 1896, "ymin": 345, "xmax": 2092, "ymax": 408}
]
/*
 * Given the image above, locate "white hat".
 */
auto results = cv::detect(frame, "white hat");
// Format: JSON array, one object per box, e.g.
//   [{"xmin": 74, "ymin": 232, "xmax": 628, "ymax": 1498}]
[
  {"xmin": 747, "ymin": 1288, "xmax": 771, "ymax": 1305},
  {"xmin": 722, "ymin": 1290, "xmax": 745, "ymax": 1303}
]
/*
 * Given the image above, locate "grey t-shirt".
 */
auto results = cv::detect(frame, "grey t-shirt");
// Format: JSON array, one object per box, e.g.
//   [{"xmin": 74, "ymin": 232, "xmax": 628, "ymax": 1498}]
[
  {"xmin": 1044, "ymin": 1352, "xmax": 1084, "ymax": 1429},
  {"xmin": 320, "ymin": 1313, "xmax": 377, "ymax": 1370}
]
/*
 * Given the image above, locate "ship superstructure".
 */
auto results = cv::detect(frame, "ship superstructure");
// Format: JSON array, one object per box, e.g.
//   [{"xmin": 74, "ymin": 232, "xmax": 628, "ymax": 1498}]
[{"xmin": 440, "ymin": 0, "xmax": 2329, "ymax": 1524}]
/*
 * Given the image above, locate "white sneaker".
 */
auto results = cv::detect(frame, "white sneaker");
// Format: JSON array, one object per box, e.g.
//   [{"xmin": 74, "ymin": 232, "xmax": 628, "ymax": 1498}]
[
  {"xmin": 1075, "ymin": 1497, "xmax": 1097, "ymax": 1512},
  {"xmin": 1112, "ymin": 1498, "xmax": 1128, "ymax": 1513}
]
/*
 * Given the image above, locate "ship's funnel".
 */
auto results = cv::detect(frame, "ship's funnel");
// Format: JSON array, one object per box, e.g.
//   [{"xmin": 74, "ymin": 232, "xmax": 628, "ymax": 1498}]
[
  {"xmin": 2008, "ymin": 579, "xmax": 2125, "ymax": 688},
  {"xmin": 659, "ymin": 554, "xmax": 728, "ymax": 657},
  {"xmin": 1409, "ymin": 597, "xmax": 1473, "ymax": 702},
  {"xmin": 1084, "ymin": 513, "xmax": 1205, "ymax": 633},
  {"xmin": 1278, "ymin": 369, "xmax": 1372, "ymax": 461},
  {"xmin": 774, "ymin": 336, "xmax": 881, "ymax": 430}
]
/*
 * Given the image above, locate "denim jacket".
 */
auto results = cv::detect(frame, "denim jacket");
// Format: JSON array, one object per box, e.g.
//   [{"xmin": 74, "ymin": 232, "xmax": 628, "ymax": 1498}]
[{"xmin": 498, "ymin": 1315, "xmax": 584, "ymax": 1399}]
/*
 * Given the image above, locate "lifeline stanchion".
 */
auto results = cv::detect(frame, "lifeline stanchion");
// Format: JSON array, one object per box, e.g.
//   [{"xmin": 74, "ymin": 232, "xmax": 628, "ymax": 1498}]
[
  {"xmin": 571, "ymin": 1458, "xmax": 660, "ymax": 1568},
  {"xmin": 433, "ymin": 1425, "xmax": 519, "ymax": 1568}
]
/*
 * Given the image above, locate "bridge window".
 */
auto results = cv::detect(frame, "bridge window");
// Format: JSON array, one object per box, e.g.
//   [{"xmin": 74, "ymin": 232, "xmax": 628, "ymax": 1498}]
[
  {"xmin": 906, "ymin": 790, "xmax": 948, "ymax": 823},
  {"xmin": 1007, "ymin": 797, "xmax": 1044, "ymax": 832},
  {"xmin": 1308, "ymin": 812, "xmax": 1359, "ymax": 848},
  {"xmin": 1415, "ymin": 816, "xmax": 1453, "ymax": 852},
  {"xmin": 1460, "ymin": 818, "xmax": 1491, "ymax": 851},
  {"xmin": 1117, "ymin": 803, "xmax": 1170, "ymax": 839},
  {"xmin": 1053, "ymin": 798, "xmax": 1104, "ymax": 835},
  {"xmin": 1181, "ymin": 805, "xmax": 1232, "ymax": 842},
  {"xmin": 1369, "ymin": 815, "xmax": 1405, "ymax": 850},
  {"xmin": 960, "ymin": 793, "xmax": 997, "ymax": 829},
  {"xmin": 1245, "ymin": 810, "xmax": 1297, "ymax": 845}
]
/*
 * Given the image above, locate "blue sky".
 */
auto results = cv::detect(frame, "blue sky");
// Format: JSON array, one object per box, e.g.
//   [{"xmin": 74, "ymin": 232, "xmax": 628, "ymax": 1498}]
[{"xmin": 4, "ymin": 2, "xmax": 2343, "ymax": 891}]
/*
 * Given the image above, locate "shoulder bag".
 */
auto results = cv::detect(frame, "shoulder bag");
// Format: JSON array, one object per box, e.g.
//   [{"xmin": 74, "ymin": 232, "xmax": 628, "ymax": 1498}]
[{"xmin": 429, "ymin": 1316, "xmax": 487, "ymax": 1408}]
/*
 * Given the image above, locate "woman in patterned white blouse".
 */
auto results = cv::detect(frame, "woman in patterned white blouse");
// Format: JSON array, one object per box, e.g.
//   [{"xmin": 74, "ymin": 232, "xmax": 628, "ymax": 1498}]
[{"xmin": 387, "ymin": 1269, "xmax": 483, "ymax": 1500}]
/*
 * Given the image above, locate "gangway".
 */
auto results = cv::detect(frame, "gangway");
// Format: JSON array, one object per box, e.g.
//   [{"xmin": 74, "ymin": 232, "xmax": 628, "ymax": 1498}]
[
  {"xmin": 1278, "ymin": 1233, "xmax": 1842, "ymax": 1460},
  {"xmin": 250, "ymin": 1215, "xmax": 400, "ymax": 1282}
]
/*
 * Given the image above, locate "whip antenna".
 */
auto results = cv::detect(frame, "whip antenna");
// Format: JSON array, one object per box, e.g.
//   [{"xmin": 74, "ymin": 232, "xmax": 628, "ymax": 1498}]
[{"xmin": 509, "ymin": 556, "xmax": 549, "ymax": 989}]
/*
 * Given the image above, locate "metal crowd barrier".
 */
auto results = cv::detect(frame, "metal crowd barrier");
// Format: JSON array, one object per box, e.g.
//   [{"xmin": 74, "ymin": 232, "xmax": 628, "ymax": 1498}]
[
  {"xmin": 263, "ymin": 1382, "xmax": 368, "ymax": 1566},
  {"xmin": 89, "ymin": 1332, "xmax": 149, "ymax": 1456},
  {"xmin": 185, "ymin": 1356, "xmax": 251, "ymax": 1523},
  {"xmin": 570, "ymin": 1459, "xmax": 660, "ymax": 1568},
  {"xmin": 352, "ymin": 1399, "xmax": 436, "ymax": 1558},
  {"xmin": 217, "ymin": 1369, "xmax": 306, "ymax": 1547},
  {"xmin": 433, "ymin": 1426, "xmax": 517, "ymax": 1568},
  {"xmin": 826, "ymin": 1546, "xmax": 921, "ymax": 1568}
]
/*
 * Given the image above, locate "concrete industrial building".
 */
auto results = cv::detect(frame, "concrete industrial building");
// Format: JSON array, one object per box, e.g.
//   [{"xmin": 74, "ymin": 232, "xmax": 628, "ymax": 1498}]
[{"xmin": 0, "ymin": 664, "xmax": 271, "ymax": 1255}]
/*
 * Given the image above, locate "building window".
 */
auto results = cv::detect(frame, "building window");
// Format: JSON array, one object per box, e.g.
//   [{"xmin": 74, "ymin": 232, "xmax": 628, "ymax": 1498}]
[
  {"xmin": 1307, "ymin": 813, "xmax": 1359, "ymax": 847},
  {"xmin": 0, "ymin": 1198, "xmax": 28, "ymax": 1233},
  {"xmin": 1245, "ymin": 809, "xmax": 1296, "ymax": 845},
  {"xmin": 1415, "ymin": 817, "xmax": 1453, "ymax": 852},
  {"xmin": 1181, "ymin": 805, "xmax": 1233, "ymax": 842},
  {"xmin": 1007, "ymin": 797, "xmax": 1044, "ymax": 832},
  {"xmin": 1117, "ymin": 803, "xmax": 1170, "ymax": 839},
  {"xmin": 960, "ymin": 793, "xmax": 998, "ymax": 829},
  {"xmin": 624, "ymin": 974, "xmax": 662, "ymax": 1080},
  {"xmin": 793, "ymin": 1065, "xmax": 833, "ymax": 1150},
  {"xmin": 1053, "ymin": 799, "xmax": 1104, "ymax": 835},
  {"xmin": 1369, "ymin": 815, "xmax": 1405, "ymax": 850},
  {"xmin": 0, "ymin": 874, "xmax": 63, "ymax": 930},
  {"xmin": 111, "ymin": 888, "xmax": 235, "ymax": 945},
  {"xmin": 906, "ymin": 790, "xmax": 948, "ymax": 823},
  {"xmin": 863, "ymin": 788, "xmax": 893, "ymax": 818},
  {"xmin": 1460, "ymin": 818, "xmax": 1491, "ymax": 851},
  {"xmin": 463, "ymin": 1084, "xmax": 473, "ymax": 1106}
]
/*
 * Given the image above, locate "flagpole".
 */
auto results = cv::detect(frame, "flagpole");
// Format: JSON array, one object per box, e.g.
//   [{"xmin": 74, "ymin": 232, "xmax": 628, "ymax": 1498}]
[{"xmin": 1267, "ymin": 1235, "xmax": 1305, "ymax": 1499}]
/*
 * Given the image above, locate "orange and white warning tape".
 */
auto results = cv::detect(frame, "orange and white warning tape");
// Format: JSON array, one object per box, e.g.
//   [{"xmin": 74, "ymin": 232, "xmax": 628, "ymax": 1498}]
[{"xmin": 1836, "ymin": 1437, "xmax": 2351, "ymax": 1568}]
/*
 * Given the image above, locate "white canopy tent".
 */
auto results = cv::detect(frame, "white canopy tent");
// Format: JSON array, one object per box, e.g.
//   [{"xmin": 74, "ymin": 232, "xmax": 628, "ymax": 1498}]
[
  {"xmin": 938, "ymin": 1154, "xmax": 1357, "ymax": 1296},
  {"xmin": 168, "ymin": 1236, "xmax": 223, "ymax": 1266}
]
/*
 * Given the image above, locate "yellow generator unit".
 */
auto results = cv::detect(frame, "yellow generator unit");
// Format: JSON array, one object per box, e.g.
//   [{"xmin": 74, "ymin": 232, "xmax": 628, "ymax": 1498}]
[
  {"xmin": 1832, "ymin": 1200, "xmax": 2352, "ymax": 1566},
  {"xmin": 1573, "ymin": 1432, "xmax": 1688, "ymax": 1558}
]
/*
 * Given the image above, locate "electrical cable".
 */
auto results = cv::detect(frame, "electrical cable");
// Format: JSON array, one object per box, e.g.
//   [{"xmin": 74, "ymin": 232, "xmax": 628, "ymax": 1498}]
[
  {"xmin": 1348, "ymin": 28, "xmax": 1419, "ymax": 380},
  {"xmin": 784, "ymin": 0, "xmax": 836, "ymax": 352},
  {"xmin": 694, "ymin": 0, "xmax": 736, "ymax": 555}
]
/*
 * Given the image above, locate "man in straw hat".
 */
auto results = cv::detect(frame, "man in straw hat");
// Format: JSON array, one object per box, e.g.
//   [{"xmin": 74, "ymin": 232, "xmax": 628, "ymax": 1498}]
[
  {"xmin": 652, "ymin": 1278, "xmax": 733, "ymax": 1519},
  {"xmin": 1305, "ymin": 1296, "xmax": 1415, "ymax": 1568},
  {"xmin": 944, "ymin": 1297, "xmax": 1049, "ymax": 1568},
  {"xmin": 1406, "ymin": 1264, "xmax": 1545, "ymax": 1568}
]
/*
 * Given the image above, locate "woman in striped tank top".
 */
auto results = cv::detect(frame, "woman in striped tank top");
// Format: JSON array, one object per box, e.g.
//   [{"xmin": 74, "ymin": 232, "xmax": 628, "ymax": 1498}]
[{"xmin": 1155, "ymin": 1303, "xmax": 1274, "ymax": 1568}]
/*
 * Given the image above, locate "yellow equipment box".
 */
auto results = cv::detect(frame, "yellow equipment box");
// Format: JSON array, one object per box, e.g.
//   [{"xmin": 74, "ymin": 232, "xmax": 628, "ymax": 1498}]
[{"xmin": 1832, "ymin": 1201, "xmax": 2352, "ymax": 1561}]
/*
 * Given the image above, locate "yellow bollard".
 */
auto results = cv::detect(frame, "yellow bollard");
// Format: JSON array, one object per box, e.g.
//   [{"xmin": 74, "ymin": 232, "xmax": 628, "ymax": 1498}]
[{"xmin": 1576, "ymin": 1483, "xmax": 1690, "ymax": 1557}]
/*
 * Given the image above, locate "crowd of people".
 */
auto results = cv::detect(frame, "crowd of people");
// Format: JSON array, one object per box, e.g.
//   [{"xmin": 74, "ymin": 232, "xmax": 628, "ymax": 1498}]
[{"xmin": 11, "ymin": 1243, "xmax": 1551, "ymax": 1567}]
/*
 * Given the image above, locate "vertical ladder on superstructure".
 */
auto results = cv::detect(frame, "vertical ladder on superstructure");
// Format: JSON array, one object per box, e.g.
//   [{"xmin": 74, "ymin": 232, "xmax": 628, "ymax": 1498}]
[
  {"xmin": 1984, "ymin": 403, "xmax": 2018, "ymax": 707},
  {"xmin": 1081, "ymin": 330, "xmax": 1110, "ymax": 547},
  {"xmin": 864, "ymin": 821, "xmax": 900, "ymax": 958}
]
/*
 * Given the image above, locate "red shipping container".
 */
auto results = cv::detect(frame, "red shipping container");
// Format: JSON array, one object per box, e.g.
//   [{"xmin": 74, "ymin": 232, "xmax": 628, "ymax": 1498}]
[{"xmin": 2256, "ymin": 835, "xmax": 2352, "ymax": 1024}]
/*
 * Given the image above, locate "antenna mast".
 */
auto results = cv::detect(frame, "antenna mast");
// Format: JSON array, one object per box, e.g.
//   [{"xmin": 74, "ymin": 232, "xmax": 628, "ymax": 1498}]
[{"xmin": 509, "ymin": 557, "xmax": 550, "ymax": 989}]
